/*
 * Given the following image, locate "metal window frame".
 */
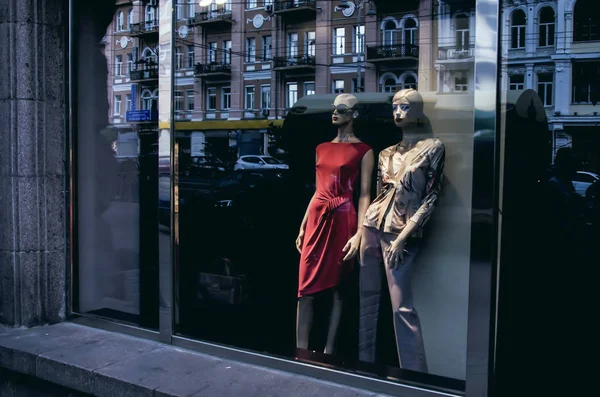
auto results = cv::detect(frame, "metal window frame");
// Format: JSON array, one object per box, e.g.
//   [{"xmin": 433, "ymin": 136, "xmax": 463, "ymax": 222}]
[{"xmin": 66, "ymin": 1, "xmax": 502, "ymax": 396}]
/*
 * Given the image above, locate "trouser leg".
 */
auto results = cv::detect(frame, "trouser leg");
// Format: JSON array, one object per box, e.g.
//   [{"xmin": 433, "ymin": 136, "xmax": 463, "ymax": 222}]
[
  {"xmin": 381, "ymin": 234, "xmax": 428, "ymax": 373},
  {"xmin": 358, "ymin": 227, "xmax": 383, "ymax": 363}
]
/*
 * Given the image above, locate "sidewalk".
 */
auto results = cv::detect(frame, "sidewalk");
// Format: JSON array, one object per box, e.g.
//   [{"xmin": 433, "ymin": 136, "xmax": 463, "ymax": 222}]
[{"xmin": 0, "ymin": 323, "xmax": 398, "ymax": 397}]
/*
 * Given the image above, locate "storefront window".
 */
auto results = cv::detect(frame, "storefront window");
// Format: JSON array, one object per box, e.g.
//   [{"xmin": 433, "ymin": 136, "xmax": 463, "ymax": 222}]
[
  {"xmin": 72, "ymin": 0, "xmax": 159, "ymax": 328},
  {"xmin": 173, "ymin": 0, "xmax": 478, "ymax": 390}
]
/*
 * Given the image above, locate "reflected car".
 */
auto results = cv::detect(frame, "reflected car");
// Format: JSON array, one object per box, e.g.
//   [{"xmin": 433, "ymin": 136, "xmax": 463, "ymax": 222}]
[
  {"xmin": 233, "ymin": 155, "xmax": 289, "ymax": 171},
  {"xmin": 573, "ymin": 171, "xmax": 599, "ymax": 197}
]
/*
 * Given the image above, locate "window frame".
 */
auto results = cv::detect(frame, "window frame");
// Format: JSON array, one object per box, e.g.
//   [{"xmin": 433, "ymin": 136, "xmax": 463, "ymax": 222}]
[
  {"xmin": 245, "ymin": 86, "xmax": 255, "ymax": 110},
  {"xmin": 510, "ymin": 10, "xmax": 526, "ymax": 49},
  {"xmin": 334, "ymin": 27, "xmax": 345, "ymax": 55},
  {"xmin": 246, "ymin": 37, "xmax": 256, "ymax": 63}
]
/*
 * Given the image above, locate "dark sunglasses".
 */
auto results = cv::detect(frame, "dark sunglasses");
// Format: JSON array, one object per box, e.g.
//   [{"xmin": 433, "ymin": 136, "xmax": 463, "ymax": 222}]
[
  {"xmin": 331, "ymin": 104, "xmax": 355, "ymax": 114},
  {"xmin": 392, "ymin": 103, "xmax": 410, "ymax": 112}
]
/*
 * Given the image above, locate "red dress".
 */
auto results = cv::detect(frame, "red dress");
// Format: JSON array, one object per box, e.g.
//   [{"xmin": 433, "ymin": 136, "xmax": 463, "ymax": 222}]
[{"xmin": 298, "ymin": 142, "xmax": 372, "ymax": 297}]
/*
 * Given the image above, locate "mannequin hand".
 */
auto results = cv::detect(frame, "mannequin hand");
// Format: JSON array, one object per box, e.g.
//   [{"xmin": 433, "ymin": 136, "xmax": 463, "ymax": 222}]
[
  {"xmin": 295, "ymin": 230, "xmax": 304, "ymax": 254},
  {"xmin": 342, "ymin": 233, "xmax": 361, "ymax": 261},
  {"xmin": 385, "ymin": 237, "xmax": 406, "ymax": 270}
]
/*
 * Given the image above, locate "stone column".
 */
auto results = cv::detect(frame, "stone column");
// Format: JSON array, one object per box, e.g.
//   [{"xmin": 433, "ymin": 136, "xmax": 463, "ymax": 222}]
[
  {"xmin": 525, "ymin": 63, "xmax": 535, "ymax": 89},
  {"xmin": 0, "ymin": 0, "xmax": 67, "ymax": 326}
]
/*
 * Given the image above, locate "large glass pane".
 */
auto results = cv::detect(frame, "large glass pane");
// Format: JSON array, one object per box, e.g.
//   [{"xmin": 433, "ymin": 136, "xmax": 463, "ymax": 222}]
[
  {"xmin": 496, "ymin": 0, "xmax": 599, "ymax": 393},
  {"xmin": 73, "ymin": 0, "xmax": 159, "ymax": 328},
  {"xmin": 175, "ymin": 0, "xmax": 479, "ymax": 391}
]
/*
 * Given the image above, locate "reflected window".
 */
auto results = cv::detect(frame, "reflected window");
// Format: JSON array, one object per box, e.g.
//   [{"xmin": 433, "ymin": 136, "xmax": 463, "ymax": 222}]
[
  {"xmin": 403, "ymin": 74, "xmax": 417, "ymax": 89},
  {"xmin": 223, "ymin": 40, "xmax": 232, "ymax": 64},
  {"xmin": 246, "ymin": 38, "xmax": 256, "ymax": 63},
  {"xmin": 126, "ymin": 53, "xmax": 133, "ymax": 75},
  {"xmin": 175, "ymin": 91, "xmax": 184, "ymax": 113},
  {"xmin": 114, "ymin": 95, "xmax": 122, "ymax": 116},
  {"xmin": 403, "ymin": 18, "xmax": 418, "ymax": 46},
  {"xmin": 381, "ymin": 75, "xmax": 397, "ymax": 92},
  {"xmin": 288, "ymin": 33, "xmax": 299, "ymax": 59},
  {"xmin": 574, "ymin": 0, "xmax": 600, "ymax": 42},
  {"xmin": 304, "ymin": 82, "xmax": 315, "ymax": 96},
  {"xmin": 187, "ymin": 45, "xmax": 195, "ymax": 68},
  {"xmin": 537, "ymin": 73, "xmax": 554, "ymax": 107},
  {"xmin": 306, "ymin": 31, "xmax": 316, "ymax": 57},
  {"xmin": 116, "ymin": 11, "xmax": 124, "ymax": 31},
  {"xmin": 145, "ymin": 5, "xmax": 155, "ymax": 26},
  {"xmin": 455, "ymin": 14, "xmax": 470, "ymax": 50},
  {"xmin": 511, "ymin": 10, "xmax": 526, "ymax": 49},
  {"xmin": 127, "ymin": 9, "xmax": 133, "ymax": 30},
  {"xmin": 382, "ymin": 20, "xmax": 397, "ymax": 46},
  {"xmin": 126, "ymin": 94, "xmax": 132, "ymax": 112},
  {"xmin": 572, "ymin": 61, "xmax": 600, "ymax": 104},
  {"xmin": 263, "ymin": 36, "xmax": 272, "ymax": 61},
  {"xmin": 509, "ymin": 74, "xmax": 524, "ymax": 90},
  {"xmin": 333, "ymin": 79, "xmax": 344, "ymax": 93},
  {"xmin": 287, "ymin": 83, "xmax": 298, "ymax": 108},
  {"xmin": 245, "ymin": 86, "xmax": 255, "ymax": 110},
  {"xmin": 354, "ymin": 25, "xmax": 365, "ymax": 54},
  {"xmin": 141, "ymin": 89, "xmax": 157, "ymax": 111},
  {"xmin": 334, "ymin": 27, "xmax": 345, "ymax": 55},
  {"xmin": 454, "ymin": 75, "xmax": 468, "ymax": 92},
  {"xmin": 115, "ymin": 55, "xmax": 123, "ymax": 77},
  {"xmin": 207, "ymin": 88, "xmax": 217, "ymax": 111},
  {"xmin": 187, "ymin": 90, "xmax": 195, "ymax": 112},
  {"xmin": 222, "ymin": 87, "xmax": 231, "ymax": 110},
  {"xmin": 176, "ymin": 47, "xmax": 183, "ymax": 69},
  {"xmin": 261, "ymin": 85, "xmax": 271, "ymax": 111},
  {"xmin": 539, "ymin": 7, "xmax": 555, "ymax": 47},
  {"xmin": 208, "ymin": 42, "xmax": 217, "ymax": 63}
]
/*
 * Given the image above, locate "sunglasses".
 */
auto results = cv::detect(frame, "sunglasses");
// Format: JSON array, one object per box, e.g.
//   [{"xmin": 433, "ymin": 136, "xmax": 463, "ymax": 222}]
[
  {"xmin": 392, "ymin": 103, "xmax": 411, "ymax": 112},
  {"xmin": 331, "ymin": 104, "xmax": 355, "ymax": 114}
]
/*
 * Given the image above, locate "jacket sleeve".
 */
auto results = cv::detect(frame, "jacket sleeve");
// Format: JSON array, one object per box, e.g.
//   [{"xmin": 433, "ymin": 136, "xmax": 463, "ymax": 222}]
[{"xmin": 409, "ymin": 140, "xmax": 445, "ymax": 228}]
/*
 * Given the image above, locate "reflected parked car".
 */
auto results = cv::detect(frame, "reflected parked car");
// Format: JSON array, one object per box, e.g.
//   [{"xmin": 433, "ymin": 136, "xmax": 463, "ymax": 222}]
[
  {"xmin": 573, "ymin": 171, "xmax": 599, "ymax": 197},
  {"xmin": 233, "ymin": 155, "xmax": 289, "ymax": 171}
]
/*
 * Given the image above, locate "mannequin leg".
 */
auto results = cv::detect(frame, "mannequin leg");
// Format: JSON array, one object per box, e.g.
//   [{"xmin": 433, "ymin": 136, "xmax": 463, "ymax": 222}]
[
  {"xmin": 381, "ymin": 234, "xmax": 428, "ymax": 373},
  {"xmin": 324, "ymin": 288, "xmax": 342, "ymax": 354},
  {"xmin": 358, "ymin": 227, "xmax": 384, "ymax": 363},
  {"xmin": 296, "ymin": 295, "xmax": 315, "ymax": 349}
]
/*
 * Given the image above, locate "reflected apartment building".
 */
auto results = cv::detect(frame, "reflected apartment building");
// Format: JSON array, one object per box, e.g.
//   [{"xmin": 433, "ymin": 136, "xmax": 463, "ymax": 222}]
[
  {"xmin": 501, "ymin": 0, "xmax": 600, "ymax": 172},
  {"xmin": 103, "ymin": 0, "xmax": 480, "ymax": 160}
]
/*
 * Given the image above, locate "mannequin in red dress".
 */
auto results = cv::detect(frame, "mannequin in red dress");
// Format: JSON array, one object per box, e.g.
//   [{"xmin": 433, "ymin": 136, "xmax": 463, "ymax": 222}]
[{"xmin": 295, "ymin": 94, "xmax": 374, "ymax": 354}]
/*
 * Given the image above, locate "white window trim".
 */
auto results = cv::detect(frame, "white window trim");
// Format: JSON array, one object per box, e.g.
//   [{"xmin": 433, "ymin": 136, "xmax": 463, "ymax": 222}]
[
  {"xmin": 334, "ymin": 27, "xmax": 346, "ymax": 55},
  {"xmin": 206, "ymin": 88, "xmax": 217, "ymax": 111},
  {"xmin": 114, "ymin": 95, "xmax": 122, "ymax": 116},
  {"xmin": 286, "ymin": 82, "xmax": 298, "ymax": 108},
  {"xmin": 260, "ymin": 84, "xmax": 271, "ymax": 111},
  {"xmin": 245, "ymin": 86, "xmax": 255, "ymax": 110}
]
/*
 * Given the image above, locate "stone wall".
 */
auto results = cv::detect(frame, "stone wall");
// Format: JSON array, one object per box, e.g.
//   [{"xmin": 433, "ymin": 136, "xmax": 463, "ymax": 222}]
[{"xmin": 0, "ymin": 0, "xmax": 67, "ymax": 326}]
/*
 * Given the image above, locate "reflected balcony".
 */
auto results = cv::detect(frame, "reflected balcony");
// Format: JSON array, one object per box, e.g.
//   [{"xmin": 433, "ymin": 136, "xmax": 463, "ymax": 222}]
[
  {"xmin": 130, "ymin": 65, "xmax": 159, "ymax": 83},
  {"xmin": 366, "ymin": 44, "xmax": 419, "ymax": 63},
  {"xmin": 273, "ymin": 0, "xmax": 317, "ymax": 19},
  {"xmin": 194, "ymin": 62, "xmax": 232, "ymax": 78},
  {"xmin": 273, "ymin": 55, "xmax": 316, "ymax": 73},
  {"xmin": 127, "ymin": 21, "xmax": 159, "ymax": 38},
  {"xmin": 438, "ymin": 46, "xmax": 475, "ymax": 62},
  {"xmin": 187, "ymin": 10, "xmax": 233, "ymax": 28}
]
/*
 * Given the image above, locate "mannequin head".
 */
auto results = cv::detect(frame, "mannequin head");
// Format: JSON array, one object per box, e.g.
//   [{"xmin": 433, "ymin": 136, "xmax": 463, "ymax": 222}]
[
  {"xmin": 392, "ymin": 89, "xmax": 424, "ymax": 129},
  {"xmin": 331, "ymin": 93, "xmax": 359, "ymax": 127}
]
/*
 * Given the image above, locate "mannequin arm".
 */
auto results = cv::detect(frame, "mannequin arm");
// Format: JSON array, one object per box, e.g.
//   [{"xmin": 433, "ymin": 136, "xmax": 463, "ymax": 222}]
[
  {"xmin": 408, "ymin": 141, "xmax": 445, "ymax": 229},
  {"xmin": 296, "ymin": 153, "xmax": 319, "ymax": 253},
  {"xmin": 343, "ymin": 149, "xmax": 375, "ymax": 260}
]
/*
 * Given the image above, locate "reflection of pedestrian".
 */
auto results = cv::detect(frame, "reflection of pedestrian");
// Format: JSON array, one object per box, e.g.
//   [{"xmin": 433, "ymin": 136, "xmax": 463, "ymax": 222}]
[{"xmin": 545, "ymin": 148, "xmax": 584, "ymax": 243}]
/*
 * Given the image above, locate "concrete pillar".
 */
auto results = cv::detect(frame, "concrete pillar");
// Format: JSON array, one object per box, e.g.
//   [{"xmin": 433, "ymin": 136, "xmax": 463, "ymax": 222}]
[
  {"xmin": 525, "ymin": 3, "xmax": 536, "ymax": 56},
  {"xmin": 0, "ymin": 0, "xmax": 67, "ymax": 326}
]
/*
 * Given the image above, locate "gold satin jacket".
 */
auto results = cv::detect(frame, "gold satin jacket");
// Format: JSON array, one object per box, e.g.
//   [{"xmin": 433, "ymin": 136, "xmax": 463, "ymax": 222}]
[{"xmin": 363, "ymin": 138, "xmax": 445, "ymax": 236}]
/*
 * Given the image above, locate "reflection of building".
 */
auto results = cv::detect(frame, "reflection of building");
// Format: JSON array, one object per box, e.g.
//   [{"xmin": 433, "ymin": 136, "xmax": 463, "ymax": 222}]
[
  {"xmin": 434, "ymin": 1, "xmax": 476, "ymax": 94},
  {"xmin": 501, "ymin": 0, "xmax": 600, "ymax": 172},
  {"xmin": 103, "ymin": 1, "xmax": 485, "ymax": 160}
]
